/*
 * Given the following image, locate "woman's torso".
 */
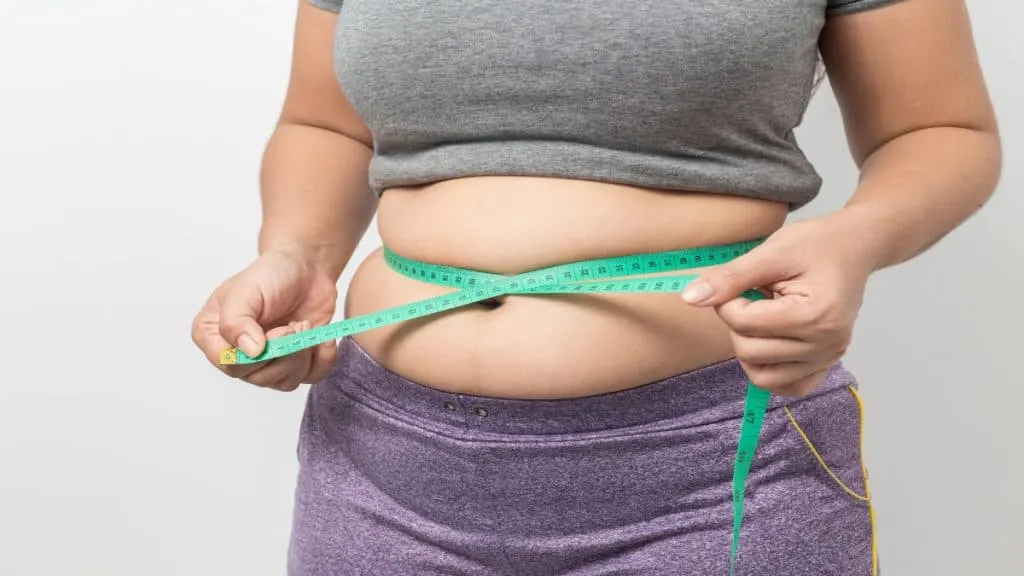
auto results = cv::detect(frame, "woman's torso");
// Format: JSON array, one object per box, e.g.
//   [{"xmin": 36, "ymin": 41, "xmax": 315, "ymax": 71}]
[
  {"xmin": 346, "ymin": 178, "xmax": 787, "ymax": 399},
  {"xmin": 331, "ymin": 0, "xmax": 830, "ymax": 398}
]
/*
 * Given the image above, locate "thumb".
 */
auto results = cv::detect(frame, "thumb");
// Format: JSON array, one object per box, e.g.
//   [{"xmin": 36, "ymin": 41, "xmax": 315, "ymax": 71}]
[
  {"xmin": 681, "ymin": 246, "xmax": 788, "ymax": 307},
  {"xmin": 218, "ymin": 281, "xmax": 268, "ymax": 358}
]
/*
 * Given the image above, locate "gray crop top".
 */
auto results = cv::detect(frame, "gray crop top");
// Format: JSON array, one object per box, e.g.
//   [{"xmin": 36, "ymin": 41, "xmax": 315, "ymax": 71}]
[{"xmin": 307, "ymin": 0, "xmax": 904, "ymax": 209}]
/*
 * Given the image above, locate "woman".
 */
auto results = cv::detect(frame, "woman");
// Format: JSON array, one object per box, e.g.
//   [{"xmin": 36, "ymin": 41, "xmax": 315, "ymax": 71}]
[{"xmin": 192, "ymin": 0, "xmax": 1001, "ymax": 574}]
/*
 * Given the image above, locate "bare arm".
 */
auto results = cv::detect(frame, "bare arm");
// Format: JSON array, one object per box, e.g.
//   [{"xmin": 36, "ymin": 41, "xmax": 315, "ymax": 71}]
[
  {"xmin": 820, "ymin": 0, "xmax": 1002, "ymax": 271},
  {"xmin": 258, "ymin": 1, "xmax": 377, "ymax": 281},
  {"xmin": 680, "ymin": 0, "xmax": 1001, "ymax": 395}
]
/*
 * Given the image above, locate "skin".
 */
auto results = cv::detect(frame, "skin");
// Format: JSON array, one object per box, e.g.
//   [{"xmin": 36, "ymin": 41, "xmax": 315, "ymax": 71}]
[{"xmin": 192, "ymin": 0, "xmax": 1000, "ymax": 399}]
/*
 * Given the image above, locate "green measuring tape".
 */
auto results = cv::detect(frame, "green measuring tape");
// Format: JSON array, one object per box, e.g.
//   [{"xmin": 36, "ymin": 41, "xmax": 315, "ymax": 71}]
[{"xmin": 220, "ymin": 238, "xmax": 771, "ymax": 575}]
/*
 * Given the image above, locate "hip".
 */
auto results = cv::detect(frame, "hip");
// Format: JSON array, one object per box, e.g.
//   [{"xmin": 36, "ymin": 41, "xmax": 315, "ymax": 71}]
[{"xmin": 289, "ymin": 337, "xmax": 875, "ymax": 575}]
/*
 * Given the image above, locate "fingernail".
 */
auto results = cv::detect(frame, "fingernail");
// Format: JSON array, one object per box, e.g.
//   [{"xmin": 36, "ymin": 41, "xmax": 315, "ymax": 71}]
[
  {"xmin": 238, "ymin": 333, "xmax": 260, "ymax": 357},
  {"xmin": 682, "ymin": 281, "xmax": 714, "ymax": 304}
]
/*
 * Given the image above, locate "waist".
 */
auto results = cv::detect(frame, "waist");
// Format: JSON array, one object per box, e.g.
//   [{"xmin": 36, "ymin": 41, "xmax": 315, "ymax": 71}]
[
  {"xmin": 345, "ymin": 176, "xmax": 787, "ymax": 399},
  {"xmin": 376, "ymin": 176, "xmax": 786, "ymax": 270}
]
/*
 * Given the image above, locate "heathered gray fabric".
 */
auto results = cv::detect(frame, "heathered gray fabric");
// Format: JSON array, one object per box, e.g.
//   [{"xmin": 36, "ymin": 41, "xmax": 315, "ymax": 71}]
[
  {"xmin": 308, "ymin": 0, "xmax": 904, "ymax": 209},
  {"xmin": 307, "ymin": 0, "xmax": 904, "ymax": 209}
]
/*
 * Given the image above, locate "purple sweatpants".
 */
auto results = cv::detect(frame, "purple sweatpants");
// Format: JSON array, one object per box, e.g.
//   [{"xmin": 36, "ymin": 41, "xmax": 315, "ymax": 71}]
[{"xmin": 287, "ymin": 337, "xmax": 876, "ymax": 575}]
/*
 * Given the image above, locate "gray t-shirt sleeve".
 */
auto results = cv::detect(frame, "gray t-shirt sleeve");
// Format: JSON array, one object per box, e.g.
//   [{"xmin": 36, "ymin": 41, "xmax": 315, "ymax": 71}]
[
  {"xmin": 826, "ymin": 0, "xmax": 905, "ymax": 16},
  {"xmin": 306, "ymin": 0, "xmax": 343, "ymax": 13}
]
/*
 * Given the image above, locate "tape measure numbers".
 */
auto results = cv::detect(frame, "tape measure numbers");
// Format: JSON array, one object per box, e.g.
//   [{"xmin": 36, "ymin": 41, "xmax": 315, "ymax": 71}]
[{"xmin": 220, "ymin": 238, "xmax": 770, "ymax": 574}]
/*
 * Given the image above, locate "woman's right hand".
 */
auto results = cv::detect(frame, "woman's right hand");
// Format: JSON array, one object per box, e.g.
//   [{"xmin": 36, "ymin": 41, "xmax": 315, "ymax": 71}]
[{"xmin": 191, "ymin": 248, "xmax": 340, "ymax": 391}]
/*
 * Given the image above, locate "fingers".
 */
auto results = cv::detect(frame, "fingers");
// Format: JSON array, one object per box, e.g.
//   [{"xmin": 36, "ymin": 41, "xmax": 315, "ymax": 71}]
[
  {"xmin": 739, "ymin": 361, "xmax": 831, "ymax": 397},
  {"xmin": 244, "ymin": 351, "xmax": 314, "ymax": 391},
  {"xmin": 218, "ymin": 282, "xmax": 268, "ymax": 358},
  {"xmin": 307, "ymin": 340, "xmax": 338, "ymax": 384},
  {"xmin": 192, "ymin": 297, "xmax": 264, "ymax": 379},
  {"xmin": 730, "ymin": 333, "xmax": 816, "ymax": 365},
  {"xmin": 238, "ymin": 322, "xmax": 338, "ymax": 391},
  {"xmin": 715, "ymin": 296, "xmax": 815, "ymax": 338},
  {"xmin": 727, "ymin": 314, "xmax": 847, "ymax": 396},
  {"xmin": 774, "ymin": 367, "xmax": 831, "ymax": 397},
  {"xmin": 718, "ymin": 294, "xmax": 852, "ymax": 353},
  {"xmin": 239, "ymin": 322, "xmax": 312, "ymax": 391},
  {"xmin": 681, "ymin": 242, "xmax": 799, "ymax": 307},
  {"xmin": 194, "ymin": 303, "xmax": 334, "ymax": 391}
]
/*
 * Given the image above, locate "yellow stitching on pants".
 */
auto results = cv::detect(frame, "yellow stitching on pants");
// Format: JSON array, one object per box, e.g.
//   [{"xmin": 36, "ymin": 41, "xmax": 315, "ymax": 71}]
[{"xmin": 783, "ymin": 385, "xmax": 877, "ymax": 576}]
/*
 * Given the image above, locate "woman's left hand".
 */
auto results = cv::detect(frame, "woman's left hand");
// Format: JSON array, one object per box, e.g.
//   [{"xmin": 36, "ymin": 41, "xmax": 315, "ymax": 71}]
[{"xmin": 681, "ymin": 208, "xmax": 881, "ymax": 397}]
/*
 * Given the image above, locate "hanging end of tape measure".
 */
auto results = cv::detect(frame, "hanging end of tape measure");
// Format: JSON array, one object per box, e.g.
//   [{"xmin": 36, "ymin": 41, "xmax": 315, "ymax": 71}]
[{"xmin": 219, "ymin": 348, "xmax": 240, "ymax": 365}]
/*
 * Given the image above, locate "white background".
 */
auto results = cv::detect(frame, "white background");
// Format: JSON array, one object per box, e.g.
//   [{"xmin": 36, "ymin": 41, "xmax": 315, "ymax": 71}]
[{"xmin": 1, "ymin": 1, "xmax": 1021, "ymax": 574}]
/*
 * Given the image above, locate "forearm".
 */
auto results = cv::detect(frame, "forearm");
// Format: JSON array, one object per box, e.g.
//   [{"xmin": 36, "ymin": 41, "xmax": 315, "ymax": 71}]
[
  {"xmin": 837, "ymin": 126, "xmax": 1002, "ymax": 272},
  {"xmin": 258, "ymin": 121, "xmax": 377, "ymax": 280}
]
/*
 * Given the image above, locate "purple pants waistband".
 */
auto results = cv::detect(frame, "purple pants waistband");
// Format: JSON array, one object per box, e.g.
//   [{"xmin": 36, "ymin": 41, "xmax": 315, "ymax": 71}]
[{"xmin": 326, "ymin": 336, "xmax": 854, "ymax": 436}]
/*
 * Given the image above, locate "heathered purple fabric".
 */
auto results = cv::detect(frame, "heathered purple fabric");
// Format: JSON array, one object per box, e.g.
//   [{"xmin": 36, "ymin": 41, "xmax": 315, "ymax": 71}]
[{"xmin": 287, "ymin": 337, "xmax": 875, "ymax": 575}]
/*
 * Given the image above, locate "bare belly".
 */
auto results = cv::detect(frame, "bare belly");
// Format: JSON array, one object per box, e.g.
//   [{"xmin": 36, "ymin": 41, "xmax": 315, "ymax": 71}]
[{"xmin": 344, "ymin": 176, "xmax": 787, "ymax": 399}]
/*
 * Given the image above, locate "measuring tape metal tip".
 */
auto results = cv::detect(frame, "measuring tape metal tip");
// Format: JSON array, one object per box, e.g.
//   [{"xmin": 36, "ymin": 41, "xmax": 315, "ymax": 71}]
[{"xmin": 219, "ymin": 348, "xmax": 239, "ymax": 365}]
